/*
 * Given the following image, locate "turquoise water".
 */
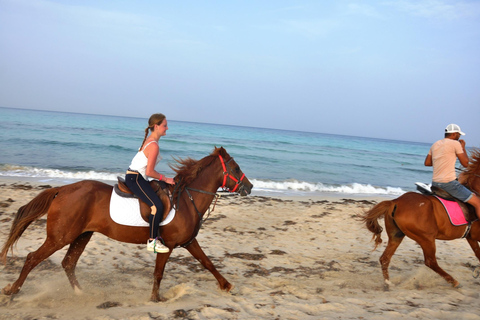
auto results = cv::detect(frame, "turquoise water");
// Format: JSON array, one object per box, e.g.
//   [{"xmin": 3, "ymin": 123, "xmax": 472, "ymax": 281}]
[{"xmin": 0, "ymin": 107, "xmax": 435, "ymax": 197}]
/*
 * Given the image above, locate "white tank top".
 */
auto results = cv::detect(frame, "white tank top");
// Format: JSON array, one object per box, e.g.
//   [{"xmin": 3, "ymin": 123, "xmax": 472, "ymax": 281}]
[{"xmin": 128, "ymin": 141, "xmax": 162, "ymax": 180}]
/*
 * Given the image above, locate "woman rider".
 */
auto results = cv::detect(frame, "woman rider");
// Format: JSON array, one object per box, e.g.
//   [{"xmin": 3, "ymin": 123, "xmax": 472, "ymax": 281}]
[{"xmin": 125, "ymin": 113, "xmax": 175, "ymax": 253}]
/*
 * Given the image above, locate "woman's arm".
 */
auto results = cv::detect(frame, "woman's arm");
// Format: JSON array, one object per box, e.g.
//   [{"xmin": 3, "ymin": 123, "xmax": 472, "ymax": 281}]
[{"xmin": 144, "ymin": 142, "xmax": 175, "ymax": 184}]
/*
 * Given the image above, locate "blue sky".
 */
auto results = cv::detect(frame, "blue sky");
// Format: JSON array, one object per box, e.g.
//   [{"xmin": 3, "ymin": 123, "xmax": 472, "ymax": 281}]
[{"xmin": 1, "ymin": 0, "xmax": 479, "ymax": 145}]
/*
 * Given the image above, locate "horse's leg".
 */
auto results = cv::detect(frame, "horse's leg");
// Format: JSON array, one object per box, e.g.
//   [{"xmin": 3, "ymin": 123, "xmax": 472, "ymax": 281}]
[
  {"xmin": 185, "ymin": 239, "xmax": 233, "ymax": 292},
  {"xmin": 380, "ymin": 215, "xmax": 405, "ymax": 290},
  {"xmin": 61, "ymin": 231, "xmax": 94, "ymax": 294},
  {"xmin": 380, "ymin": 237, "xmax": 405, "ymax": 290},
  {"xmin": 150, "ymin": 250, "xmax": 172, "ymax": 302},
  {"xmin": 465, "ymin": 237, "xmax": 480, "ymax": 277},
  {"xmin": 2, "ymin": 238, "xmax": 63, "ymax": 295},
  {"xmin": 414, "ymin": 236, "xmax": 460, "ymax": 287}
]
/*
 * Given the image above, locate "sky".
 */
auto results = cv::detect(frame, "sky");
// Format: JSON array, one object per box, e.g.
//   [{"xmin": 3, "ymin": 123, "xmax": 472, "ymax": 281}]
[{"xmin": 1, "ymin": 0, "xmax": 479, "ymax": 145}]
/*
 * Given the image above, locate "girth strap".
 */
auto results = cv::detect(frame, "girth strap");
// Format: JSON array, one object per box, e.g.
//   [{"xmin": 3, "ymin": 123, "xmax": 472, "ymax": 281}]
[{"xmin": 462, "ymin": 223, "xmax": 472, "ymax": 239}]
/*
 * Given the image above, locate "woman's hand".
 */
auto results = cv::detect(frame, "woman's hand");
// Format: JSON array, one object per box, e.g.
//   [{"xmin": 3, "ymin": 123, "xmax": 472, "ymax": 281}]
[{"xmin": 164, "ymin": 177, "xmax": 175, "ymax": 185}]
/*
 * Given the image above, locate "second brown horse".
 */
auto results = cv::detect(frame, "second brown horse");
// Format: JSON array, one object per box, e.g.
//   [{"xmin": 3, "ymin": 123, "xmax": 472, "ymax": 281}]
[{"xmin": 362, "ymin": 148, "xmax": 480, "ymax": 289}]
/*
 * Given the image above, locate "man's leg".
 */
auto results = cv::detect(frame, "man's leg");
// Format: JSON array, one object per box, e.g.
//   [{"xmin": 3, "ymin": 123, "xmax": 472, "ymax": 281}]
[{"xmin": 467, "ymin": 194, "xmax": 480, "ymax": 220}]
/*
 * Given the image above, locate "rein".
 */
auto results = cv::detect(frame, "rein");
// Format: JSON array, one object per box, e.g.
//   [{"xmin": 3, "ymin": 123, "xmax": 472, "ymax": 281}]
[
  {"xmin": 174, "ymin": 154, "xmax": 245, "ymax": 248},
  {"xmin": 185, "ymin": 187, "xmax": 219, "ymax": 220}
]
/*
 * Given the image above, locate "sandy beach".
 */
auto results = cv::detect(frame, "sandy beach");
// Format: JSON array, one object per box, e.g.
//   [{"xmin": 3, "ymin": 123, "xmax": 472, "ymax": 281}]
[{"xmin": 1, "ymin": 180, "xmax": 480, "ymax": 320}]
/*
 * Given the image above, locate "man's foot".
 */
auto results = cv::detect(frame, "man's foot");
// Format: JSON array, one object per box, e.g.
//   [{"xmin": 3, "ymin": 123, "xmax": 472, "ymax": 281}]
[{"xmin": 147, "ymin": 238, "xmax": 169, "ymax": 253}]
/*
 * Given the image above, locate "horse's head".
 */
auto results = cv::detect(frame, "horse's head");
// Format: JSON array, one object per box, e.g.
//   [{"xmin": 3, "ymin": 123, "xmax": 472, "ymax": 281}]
[
  {"xmin": 215, "ymin": 147, "xmax": 253, "ymax": 196},
  {"xmin": 459, "ymin": 148, "xmax": 480, "ymax": 194}
]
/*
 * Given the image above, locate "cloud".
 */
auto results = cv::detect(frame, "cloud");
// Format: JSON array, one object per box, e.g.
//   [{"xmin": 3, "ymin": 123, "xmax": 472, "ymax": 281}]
[
  {"xmin": 7, "ymin": 0, "xmax": 167, "ymax": 40},
  {"xmin": 385, "ymin": 0, "xmax": 480, "ymax": 20},
  {"xmin": 280, "ymin": 18, "xmax": 340, "ymax": 38},
  {"xmin": 274, "ymin": 3, "xmax": 385, "ymax": 39},
  {"xmin": 345, "ymin": 3, "xmax": 384, "ymax": 19}
]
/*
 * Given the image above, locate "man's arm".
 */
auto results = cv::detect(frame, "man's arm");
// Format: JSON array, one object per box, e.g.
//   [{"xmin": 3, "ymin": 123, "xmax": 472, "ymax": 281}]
[
  {"xmin": 457, "ymin": 139, "xmax": 469, "ymax": 167},
  {"xmin": 457, "ymin": 153, "xmax": 469, "ymax": 167},
  {"xmin": 424, "ymin": 153, "xmax": 433, "ymax": 167}
]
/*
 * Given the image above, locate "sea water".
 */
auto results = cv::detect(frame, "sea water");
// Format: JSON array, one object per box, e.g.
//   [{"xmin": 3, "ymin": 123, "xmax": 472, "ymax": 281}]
[{"xmin": 0, "ymin": 107, "xmax": 435, "ymax": 197}]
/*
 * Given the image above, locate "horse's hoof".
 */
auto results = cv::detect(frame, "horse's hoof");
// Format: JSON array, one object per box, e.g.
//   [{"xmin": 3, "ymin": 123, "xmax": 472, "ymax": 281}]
[
  {"xmin": 383, "ymin": 280, "xmax": 393, "ymax": 291},
  {"xmin": 220, "ymin": 282, "xmax": 234, "ymax": 293},
  {"xmin": 73, "ymin": 286, "xmax": 83, "ymax": 295},
  {"xmin": 453, "ymin": 281, "xmax": 462, "ymax": 288},
  {"xmin": 473, "ymin": 267, "xmax": 480, "ymax": 279},
  {"xmin": 227, "ymin": 284, "xmax": 238, "ymax": 295},
  {"xmin": 150, "ymin": 295, "xmax": 167, "ymax": 303},
  {"xmin": 2, "ymin": 284, "xmax": 13, "ymax": 295}
]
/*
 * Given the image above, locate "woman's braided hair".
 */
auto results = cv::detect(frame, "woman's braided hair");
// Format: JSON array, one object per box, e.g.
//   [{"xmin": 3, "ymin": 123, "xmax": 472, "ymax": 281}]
[{"xmin": 138, "ymin": 113, "xmax": 166, "ymax": 151}]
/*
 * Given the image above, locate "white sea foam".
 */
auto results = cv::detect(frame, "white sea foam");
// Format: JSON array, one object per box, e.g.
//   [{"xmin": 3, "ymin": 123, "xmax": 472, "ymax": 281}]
[
  {"xmin": 0, "ymin": 165, "xmax": 120, "ymax": 183},
  {"xmin": 0, "ymin": 165, "xmax": 405, "ymax": 196},
  {"xmin": 251, "ymin": 179, "xmax": 405, "ymax": 196}
]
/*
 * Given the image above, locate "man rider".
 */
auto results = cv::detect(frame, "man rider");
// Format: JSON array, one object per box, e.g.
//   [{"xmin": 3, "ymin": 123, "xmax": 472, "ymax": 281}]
[{"xmin": 424, "ymin": 124, "xmax": 480, "ymax": 219}]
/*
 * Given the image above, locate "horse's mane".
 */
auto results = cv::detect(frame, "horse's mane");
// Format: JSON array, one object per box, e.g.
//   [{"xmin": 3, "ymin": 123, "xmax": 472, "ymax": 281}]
[
  {"xmin": 170, "ymin": 147, "xmax": 230, "ymax": 192},
  {"xmin": 462, "ymin": 148, "xmax": 480, "ymax": 189}
]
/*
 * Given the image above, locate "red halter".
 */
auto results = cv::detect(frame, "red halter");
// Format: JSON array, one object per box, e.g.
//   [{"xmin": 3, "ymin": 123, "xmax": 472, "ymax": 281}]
[{"xmin": 219, "ymin": 155, "xmax": 245, "ymax": 193}]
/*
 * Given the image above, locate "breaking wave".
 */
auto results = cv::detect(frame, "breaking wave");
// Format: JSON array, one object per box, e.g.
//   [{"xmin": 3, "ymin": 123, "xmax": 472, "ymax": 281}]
[{"xmin": 0, "ymin": 165, "xmax": 406, "ymax": 196}]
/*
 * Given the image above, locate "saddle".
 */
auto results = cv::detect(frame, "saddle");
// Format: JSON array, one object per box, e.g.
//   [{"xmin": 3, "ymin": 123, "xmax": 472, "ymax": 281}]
[
  {"xmin": 115, "ymin": 176, "xmax": 172, "ymax": 224},
  {"xmin": 415, "ymin": 182, "xmax": 477, "ymax": 223}
]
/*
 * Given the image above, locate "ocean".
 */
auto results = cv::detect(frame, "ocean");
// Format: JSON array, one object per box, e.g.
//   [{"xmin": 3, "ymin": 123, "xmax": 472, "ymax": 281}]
[{"xmin": 0, "ymin": 107, "xmax": 435, "ymax": 198}]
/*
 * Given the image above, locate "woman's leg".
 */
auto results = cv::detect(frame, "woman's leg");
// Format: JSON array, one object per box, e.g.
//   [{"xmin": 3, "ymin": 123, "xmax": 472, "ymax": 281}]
[{"xmin": 125, "ymin": 174, "xmax": 168, "ymax": 252}]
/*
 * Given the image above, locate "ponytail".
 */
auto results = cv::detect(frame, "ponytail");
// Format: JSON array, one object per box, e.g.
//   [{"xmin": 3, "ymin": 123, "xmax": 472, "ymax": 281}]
[{"xmin": 138, "ymin": 127, "xmax": 151, "ymax": 151}]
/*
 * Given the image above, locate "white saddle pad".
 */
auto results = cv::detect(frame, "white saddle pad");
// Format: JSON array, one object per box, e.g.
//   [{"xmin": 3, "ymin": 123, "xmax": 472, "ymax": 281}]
[{"xmin": 109, "ymin": 189, "xmax": 175, "ymax": 227}]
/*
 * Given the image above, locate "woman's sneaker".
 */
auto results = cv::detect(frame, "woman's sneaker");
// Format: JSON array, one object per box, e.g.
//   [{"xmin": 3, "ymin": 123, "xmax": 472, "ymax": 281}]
[
  {"xmin": 147, "ymin": 238, "xmax": 169, "ymax": 253},
  {"xmin": 147, "ymin": 239, "xmax": 155, "ymax": 252}
]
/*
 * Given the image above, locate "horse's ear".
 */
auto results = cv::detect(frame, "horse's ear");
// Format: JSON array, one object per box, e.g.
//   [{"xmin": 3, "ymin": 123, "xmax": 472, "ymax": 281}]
[
  {"xmin": 212, "ymin": 146, "xmax": 224, "ymax": 154},
  {"xmin": 212, "ymin": 146, "xmax": 229, "ymax": 158},
  {"xmin": 218, "ymin": 146, "xmax": 227, "ymax": 157}
]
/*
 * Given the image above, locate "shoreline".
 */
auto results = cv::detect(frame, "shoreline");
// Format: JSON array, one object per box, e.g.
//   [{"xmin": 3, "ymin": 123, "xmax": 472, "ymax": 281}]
[{"xmin": 0, "ymin": 176, "xmax": 395, "ymax": 203}]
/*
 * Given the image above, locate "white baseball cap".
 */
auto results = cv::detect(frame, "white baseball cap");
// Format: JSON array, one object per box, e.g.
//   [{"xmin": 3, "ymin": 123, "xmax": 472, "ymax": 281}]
[{"xmin": 445, "ymin": 124, "xmax": 465, "ymax": 135}]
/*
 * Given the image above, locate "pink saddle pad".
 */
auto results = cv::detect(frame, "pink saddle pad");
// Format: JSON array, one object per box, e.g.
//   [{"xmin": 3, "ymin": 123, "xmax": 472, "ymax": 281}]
[{"xmin": 435, "ymin": 196, "xmax": 468, "ymax": 226}]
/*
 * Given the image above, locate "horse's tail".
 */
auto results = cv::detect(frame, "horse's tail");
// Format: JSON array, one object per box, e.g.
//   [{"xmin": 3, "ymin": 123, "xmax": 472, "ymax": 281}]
[
  {"xmin": 0, "ymin": 187, "xmax": 59, "ymax": 263},
  {"xmin": 361, "ymin": 200, "xmax": 396, "ymax": 251}
]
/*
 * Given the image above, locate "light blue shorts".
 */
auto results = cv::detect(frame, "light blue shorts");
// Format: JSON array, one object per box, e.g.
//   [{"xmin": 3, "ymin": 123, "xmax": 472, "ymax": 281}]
[{"xmin": 432, "ymin": 180, "xmax": 473, "ymax": 202}]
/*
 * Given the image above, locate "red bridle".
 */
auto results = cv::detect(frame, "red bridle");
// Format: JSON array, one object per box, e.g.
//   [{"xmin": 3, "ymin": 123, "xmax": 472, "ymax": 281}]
[{"xmin": 219, "ymin": 155, "xmax": 245, "ymax": 193}]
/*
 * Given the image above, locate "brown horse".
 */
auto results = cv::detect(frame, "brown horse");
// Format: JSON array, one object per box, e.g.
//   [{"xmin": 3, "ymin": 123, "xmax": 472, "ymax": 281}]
[
  {"xmin": 362, "ymin": 148, "xmax": 480, "ymax": 289},
  {"xmin": 0, "ymin": 147, "xmax": 252, "ymax": 301}
]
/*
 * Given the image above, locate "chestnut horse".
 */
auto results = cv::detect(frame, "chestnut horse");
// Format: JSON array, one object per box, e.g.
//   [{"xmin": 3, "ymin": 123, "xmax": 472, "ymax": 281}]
[
  {"xmin": 0, "ymin": 147, "xmax": 252, "ymax": 301},
  {"xmin": 362, "ymin": 148, "xmax": 480, "ymax": 289}
]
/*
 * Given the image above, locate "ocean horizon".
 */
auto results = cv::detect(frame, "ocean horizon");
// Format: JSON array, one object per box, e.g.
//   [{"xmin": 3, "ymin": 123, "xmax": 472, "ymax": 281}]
[{"xmin": 0, "ymin": 106, "xmax": 436, "ymax": 198}]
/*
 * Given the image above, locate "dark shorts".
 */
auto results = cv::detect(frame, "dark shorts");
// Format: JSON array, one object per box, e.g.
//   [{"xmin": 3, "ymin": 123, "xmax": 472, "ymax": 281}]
[{"xmin": 432, "ymin": 180, "xmax": 473, "ymax": 202}]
